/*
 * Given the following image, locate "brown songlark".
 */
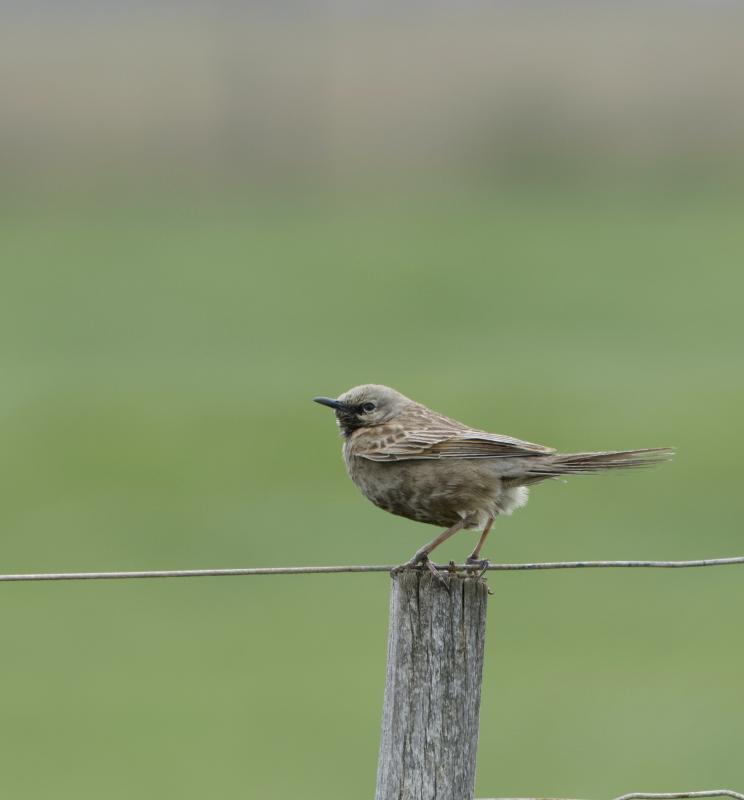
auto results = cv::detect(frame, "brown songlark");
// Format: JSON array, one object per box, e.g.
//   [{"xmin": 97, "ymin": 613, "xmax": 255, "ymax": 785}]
[{"xmin": 314, "ymin": 384, "xmax": 672, "ymax": 569}]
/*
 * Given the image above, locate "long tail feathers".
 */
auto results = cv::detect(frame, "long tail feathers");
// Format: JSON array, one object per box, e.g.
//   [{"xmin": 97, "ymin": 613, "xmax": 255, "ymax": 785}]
[{"xmin": 527, "ymin": 447, "xmax": 674, "ymax": 477}]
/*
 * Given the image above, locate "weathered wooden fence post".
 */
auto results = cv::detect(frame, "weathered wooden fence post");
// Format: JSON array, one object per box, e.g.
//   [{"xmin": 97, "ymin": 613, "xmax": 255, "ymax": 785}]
[{"xmin": 375, "ymin": 569, "xmax": 489, "ymax": 800}]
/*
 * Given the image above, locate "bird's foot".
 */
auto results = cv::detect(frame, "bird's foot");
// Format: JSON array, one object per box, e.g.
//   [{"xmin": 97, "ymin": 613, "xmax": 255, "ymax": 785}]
[
  {"xmin": 423, "ymin": 557, "xmax": 451, "ymax": 589},
  {"xmin": 391, "ymin": 552, "xmax": 450, "ymax": 589},
  {"xmin": 391, "ymin": 550, "xmax": 427, "ymax": 574}
]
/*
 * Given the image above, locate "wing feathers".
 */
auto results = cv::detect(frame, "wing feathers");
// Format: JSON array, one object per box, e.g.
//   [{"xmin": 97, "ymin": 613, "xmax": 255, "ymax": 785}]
[{"xmin": 358, "ymin": 428, "xmax": 554, "ymax": 462}]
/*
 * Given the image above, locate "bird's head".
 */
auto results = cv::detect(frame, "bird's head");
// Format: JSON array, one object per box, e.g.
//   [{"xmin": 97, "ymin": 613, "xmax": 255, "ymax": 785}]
[{"xmin": 313, "ymin": 384, "xmax": 412, "ymax": 436}]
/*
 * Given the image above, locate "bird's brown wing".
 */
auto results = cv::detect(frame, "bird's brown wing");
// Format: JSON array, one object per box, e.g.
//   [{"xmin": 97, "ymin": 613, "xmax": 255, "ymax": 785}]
[{"xmin": 357, "ymin": 427, "xmax": 555, "ymax": 462}]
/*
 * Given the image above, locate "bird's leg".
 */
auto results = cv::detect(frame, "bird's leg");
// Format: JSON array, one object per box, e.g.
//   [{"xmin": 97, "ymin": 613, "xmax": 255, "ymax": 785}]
[
  {"xmin": 392, "ymin": 519, "xmax": 467, "ymax": 582},
  {"xmin": 466, "ymin": 517, "xmax": 494, "ymax": 573},
  {"xmin": 407, "ymin": 518, "xmax": 467, "ymax": 566}
]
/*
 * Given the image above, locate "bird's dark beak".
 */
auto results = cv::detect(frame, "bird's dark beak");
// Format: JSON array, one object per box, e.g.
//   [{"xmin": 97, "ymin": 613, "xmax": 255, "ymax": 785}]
[{"xmin": 313, "ymin": 396, "xmax": 345, "ymax": 411}]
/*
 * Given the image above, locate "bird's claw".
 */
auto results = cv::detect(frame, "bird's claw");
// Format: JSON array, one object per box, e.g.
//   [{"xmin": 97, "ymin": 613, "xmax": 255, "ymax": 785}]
[
  {"xmin": 423, "ymin": 558, "xmax": 450, "ymax": 589},
  {"xmin": 391, "ymin": 553, "xmax": 450, "ymax": 589}
]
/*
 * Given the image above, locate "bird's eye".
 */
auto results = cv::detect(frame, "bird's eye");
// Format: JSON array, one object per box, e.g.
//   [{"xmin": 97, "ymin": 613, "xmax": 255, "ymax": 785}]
[{"xmin": 361, "ymin": 402, "xmax": 376, "ymax": 413}]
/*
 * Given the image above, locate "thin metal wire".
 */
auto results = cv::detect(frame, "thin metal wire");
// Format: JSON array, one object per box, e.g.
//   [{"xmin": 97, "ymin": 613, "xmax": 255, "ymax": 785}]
[
  {"xmin": 616, "ymin": 792, "xmax": 744, "ymax": 800},
  {"xmin": 479, "ymin": 791, "xmax": 744, "ymax": 800},
  {"xmin": 0, "ymin": 556, "xmax": 743, "ymax": 583}
]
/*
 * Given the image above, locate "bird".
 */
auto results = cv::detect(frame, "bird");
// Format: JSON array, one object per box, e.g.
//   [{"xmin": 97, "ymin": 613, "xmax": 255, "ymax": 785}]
[{"xmin": 313, "ymin": 384, "xmax": 672, "ymax": 572}]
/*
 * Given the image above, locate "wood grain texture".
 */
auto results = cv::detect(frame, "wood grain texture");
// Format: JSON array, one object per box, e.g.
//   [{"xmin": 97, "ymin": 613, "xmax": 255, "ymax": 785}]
[{"xmin": 375, "ymin": 570, "xmax": 489, "ymax": 800}]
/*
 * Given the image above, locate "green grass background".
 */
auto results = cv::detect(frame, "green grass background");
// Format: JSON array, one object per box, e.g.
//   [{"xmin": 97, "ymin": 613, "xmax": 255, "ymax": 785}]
[{"xmin": 1, "ymin": 188, "xmax": 742, "ymax": 798}]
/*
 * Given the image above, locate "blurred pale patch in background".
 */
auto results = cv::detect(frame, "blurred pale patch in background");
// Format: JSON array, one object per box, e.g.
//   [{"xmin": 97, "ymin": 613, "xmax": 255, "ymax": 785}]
[
  {"xmin": 3, "ymin": 3, "xmax": 744, "ymax": 193},
  {"xmin": 0, "ymin": 3, "xmax": 742, "ymax": 799}
]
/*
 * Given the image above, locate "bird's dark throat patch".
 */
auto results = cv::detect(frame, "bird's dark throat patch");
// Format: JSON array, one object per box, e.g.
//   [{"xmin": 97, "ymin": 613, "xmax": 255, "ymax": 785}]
[{"xmin": 336, "ymin": 404, "xmax": 369, "ymax": 436}]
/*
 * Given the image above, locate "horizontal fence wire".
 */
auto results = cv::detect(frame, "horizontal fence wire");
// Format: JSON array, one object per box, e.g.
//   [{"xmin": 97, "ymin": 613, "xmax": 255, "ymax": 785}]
[
  {"xmin": 479, "ymin": 791, "xmax": 744, "ymax": 800},
  {"xmin": 0, "ymin": 556, "xmax": 743, "ymax": 583}
]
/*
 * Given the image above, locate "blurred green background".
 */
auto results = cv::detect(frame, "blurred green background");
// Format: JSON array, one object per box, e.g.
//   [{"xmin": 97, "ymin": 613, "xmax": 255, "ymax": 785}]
[{"xmin": 1, "ymin": 4, "xmax": 743, "ymax": 799}]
